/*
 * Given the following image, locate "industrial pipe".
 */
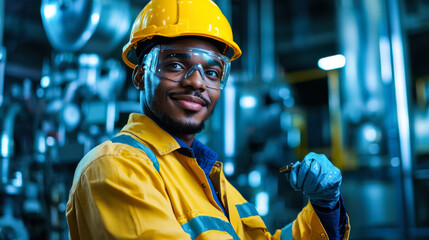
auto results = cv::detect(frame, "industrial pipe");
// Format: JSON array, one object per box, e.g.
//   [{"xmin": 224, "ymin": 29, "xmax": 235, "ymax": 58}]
[{"xmin": 1, "ymin": 104, "xmax": 21, "ymax": 187}]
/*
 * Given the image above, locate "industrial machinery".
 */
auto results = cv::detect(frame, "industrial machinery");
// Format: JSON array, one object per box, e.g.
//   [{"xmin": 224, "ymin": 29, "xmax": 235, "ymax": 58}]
[
  {"xmin": 0, "ymin": 0, "xmax": 130, "ymax": 239},
  {"xmin": 1, "ymin": 0, "xmax": 429, "ymax": 239}
]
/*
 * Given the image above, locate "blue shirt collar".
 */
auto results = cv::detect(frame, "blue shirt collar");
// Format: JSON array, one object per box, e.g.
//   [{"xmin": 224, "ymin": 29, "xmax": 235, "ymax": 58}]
[
  {"xmin": 172, "ymin": 135, "xmax": 218, "ymax": 176},
  {"xmin": 145, "ymin": 114, "xmax": 218, "ymax": 176}
]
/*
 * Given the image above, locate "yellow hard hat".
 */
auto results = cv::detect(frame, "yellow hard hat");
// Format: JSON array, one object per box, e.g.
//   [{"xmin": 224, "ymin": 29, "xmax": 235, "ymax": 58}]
[{"xmin": 122, "ymin": 0, "xmax": 242, "ymax": 69}]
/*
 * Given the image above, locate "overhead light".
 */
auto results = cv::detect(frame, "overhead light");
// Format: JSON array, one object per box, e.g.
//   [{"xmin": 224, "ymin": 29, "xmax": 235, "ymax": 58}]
[
  {"xmin": 318, "ymin": 54, "xmax": 346, "ymax": 71},
  {"xmin": 1, "ymin": 133, "xmax": 9, "ymax": 157},
  {"xmin": 240, "ymin": 95, "xmax": 257, "ymax": 109},
  {"xmin": 224, "ymin": 161, "xmax": 235, "ymax": 176},
  {"xmin": 91, "ymin": 13, "xmax": 100, "ymax": 25},
  {"xmin": 43, "ymin": 4, "xmax": 57, "ymax": 19},
  {"xmin": 224, "ymin": 86, "xmax": 236, "ymax": 158},
  {"xmin": 41, "ymin": 76, "xmax": 50, "ymax": 88},
  {"xmin": 248, "ymin": 170, "xmax": 261, "ymax": 188},
  {"xmin": 79, "ymin": 54, "xmax": 100, "ymax": 66},
  {"xmin": 256, "ymin": 192, "xmax": 269, "ymax": 216}
]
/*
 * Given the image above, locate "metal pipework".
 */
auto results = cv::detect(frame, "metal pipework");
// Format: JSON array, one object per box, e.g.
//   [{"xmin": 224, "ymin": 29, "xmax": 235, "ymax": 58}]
[
  {"xmin": 0, "ymin": 0, "xmax": 5, "ymax": 107},
  {"xmin": 387, "ymin": 0, "xmax": 415, "ymax": 233},
  {"xmin": 338, "ymin": 0, "xmax": 388, "ymax": 123},
  {"xmin": 337, "ymin": 0, "xmax": 415, "ymax": 236},
  {"xmin": 1, "ymin": 104, "xmax": 21, "ymax": 187},
  {"xmin": 0, "ymin": 198, "xmax": 29, "ymax": 240},
  {"xmin": 0, "ymin": 47, "xmax": 5, "ymax": 107},
  {"xmin": 41, "ymin": 0, "xmax": 131, "ymax": 56},
  {"xmin": 414, "ymin": 109, "xmax": 429, "ymax": 154},
  {"xmin": 260, "ymin": 0, "xmax": 275, "ymax": 82},
  {"xmin": 0, "ymin": 0, "xmax": 4, "ymax": 45}
]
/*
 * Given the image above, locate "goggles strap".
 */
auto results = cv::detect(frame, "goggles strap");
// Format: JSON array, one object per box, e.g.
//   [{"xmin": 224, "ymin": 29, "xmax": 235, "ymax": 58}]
[{"xmin": 138, "ymin": 42, "xmax": 156, "ymax": 66}]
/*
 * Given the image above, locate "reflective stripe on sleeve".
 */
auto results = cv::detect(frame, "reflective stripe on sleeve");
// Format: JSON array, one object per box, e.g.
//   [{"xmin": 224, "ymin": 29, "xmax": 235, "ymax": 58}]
[
  {"xmin": 280, "ymin": 222, "xmax": 293, "ymax": 240},
  {"xmin": 236, "ymin": 202, "xmax": 260, "ymax": 218},
  {"xmin": 181, "ymin": 216, "xmax": 241, "ymax": 240},
  {"xmin": 111, "ymin": 134, "xmax": 159, "ymax": 172}
]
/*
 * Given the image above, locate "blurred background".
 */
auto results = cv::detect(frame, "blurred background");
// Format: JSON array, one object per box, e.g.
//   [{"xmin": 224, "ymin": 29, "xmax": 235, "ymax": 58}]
[{"xmin": 1, "ymin": 0, "xmax": 429, "ymax": 239}]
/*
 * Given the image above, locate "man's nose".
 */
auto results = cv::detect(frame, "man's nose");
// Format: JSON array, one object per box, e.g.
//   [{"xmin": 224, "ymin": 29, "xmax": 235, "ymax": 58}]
[{"xmin": 181, "ymin": 63, "xmax": 207, "ymax": 90}]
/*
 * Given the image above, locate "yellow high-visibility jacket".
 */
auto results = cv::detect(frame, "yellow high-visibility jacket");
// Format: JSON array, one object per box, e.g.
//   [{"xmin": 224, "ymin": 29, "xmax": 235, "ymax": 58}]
[{"xmin": 66, "ymin": 113, "xmax": 351, "ymax": 239}]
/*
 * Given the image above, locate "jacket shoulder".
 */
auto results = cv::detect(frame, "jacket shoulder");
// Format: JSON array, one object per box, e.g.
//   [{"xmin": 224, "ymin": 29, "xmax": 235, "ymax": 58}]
[{"xmin": 70, "ymin": 139, "xmax": 160, "ymax": 190}]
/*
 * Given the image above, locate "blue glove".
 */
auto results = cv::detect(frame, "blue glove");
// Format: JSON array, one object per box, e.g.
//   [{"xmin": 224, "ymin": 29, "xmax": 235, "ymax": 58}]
[{"xmin": 287, "ymin": 152, "xmax": 342, "ymax": 209}]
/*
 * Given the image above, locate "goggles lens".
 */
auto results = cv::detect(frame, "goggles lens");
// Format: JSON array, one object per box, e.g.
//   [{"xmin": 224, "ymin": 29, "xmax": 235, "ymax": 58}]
[{"xmin": 143, "ymin": 45, "xmax": 231, "ymax": 89}]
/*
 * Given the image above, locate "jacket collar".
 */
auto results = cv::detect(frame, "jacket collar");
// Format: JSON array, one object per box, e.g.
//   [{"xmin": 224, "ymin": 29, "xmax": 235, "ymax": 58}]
[
  {"xmin": 120, "ymin": 113, "xmax": 219, "ymax": 172},
  {"xmin": 120, "ymin": 113, "xmax": 181, "ymax": 155}
]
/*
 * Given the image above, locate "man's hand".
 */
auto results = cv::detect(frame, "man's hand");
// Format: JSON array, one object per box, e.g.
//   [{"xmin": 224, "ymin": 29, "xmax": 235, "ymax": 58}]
[{"xmin": 286, "ymin": 152, "xmax": 342, "ymax": 209}]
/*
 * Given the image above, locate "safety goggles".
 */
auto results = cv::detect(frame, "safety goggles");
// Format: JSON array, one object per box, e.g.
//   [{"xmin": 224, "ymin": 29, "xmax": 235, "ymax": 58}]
[{"xmin": 143, "ymin": 45, "xmax": 231, "ymax": 90}]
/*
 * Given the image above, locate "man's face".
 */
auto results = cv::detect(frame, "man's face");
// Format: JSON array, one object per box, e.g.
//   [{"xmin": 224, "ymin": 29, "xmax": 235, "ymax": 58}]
[{"xmin": 138, "ymin": 38, "xmax": 223, "ymax": 136}]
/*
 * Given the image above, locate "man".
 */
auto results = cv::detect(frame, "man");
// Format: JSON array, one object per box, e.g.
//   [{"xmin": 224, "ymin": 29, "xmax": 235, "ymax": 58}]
[{"xmin": 66, "ymin": 0, "xmax": 350, "ymax": 239}]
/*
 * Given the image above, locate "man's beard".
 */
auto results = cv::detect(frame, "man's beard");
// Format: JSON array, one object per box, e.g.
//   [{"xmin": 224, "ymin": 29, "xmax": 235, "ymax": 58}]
[
  {"xmin": 143, "ymin": 99, "xmax": 211, "ymax": 135},
  {"xmin": 156, "ymin": 110, "xmax": 206, "ymax": 135}
]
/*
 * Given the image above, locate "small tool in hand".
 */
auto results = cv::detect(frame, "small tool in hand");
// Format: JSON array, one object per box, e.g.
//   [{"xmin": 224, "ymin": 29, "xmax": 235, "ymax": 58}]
[{"xmin": 279, "ymin": 163, "xmax": 293, "ymax": 174}]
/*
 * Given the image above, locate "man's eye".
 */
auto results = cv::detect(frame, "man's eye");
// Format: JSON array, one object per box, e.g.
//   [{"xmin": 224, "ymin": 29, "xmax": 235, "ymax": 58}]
[
  {"xmin": 165, "ymin": 62, "xmax": 184, "ymax": 71},
  {"xmin": 205, "ymin": 69, "xmax": 220, "ymax": 79}
]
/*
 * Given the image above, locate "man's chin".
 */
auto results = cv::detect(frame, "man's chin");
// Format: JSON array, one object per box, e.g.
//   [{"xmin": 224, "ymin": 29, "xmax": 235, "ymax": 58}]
[
  {"xmin": 174, "ymin": 122, "xmax": 205, "ymax": 135},
  {"xmin": 159, "ymin": 114, "xmax": 205, "ymax": 135}
]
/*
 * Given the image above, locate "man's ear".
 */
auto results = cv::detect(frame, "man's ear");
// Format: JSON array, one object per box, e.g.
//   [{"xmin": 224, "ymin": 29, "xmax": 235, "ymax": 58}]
[{"xmin": 132, "ymin": 65, "xmax": 145, "ymax": 90}]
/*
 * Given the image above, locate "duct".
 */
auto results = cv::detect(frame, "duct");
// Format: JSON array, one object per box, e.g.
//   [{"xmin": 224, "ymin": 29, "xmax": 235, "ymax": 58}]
[
  {"xmin": 41, "ymin": 0, "xmax": 131, "ymax": 56},
  {"xmin": 244, "ymin": 0, "xmax": 259, "ymax": 81},
  {"xmin": 338, "ymin": 0, "xmax": 387, "ymax": 124},
  {"xmin": 260, "ymin": 0, "xmax": 275, "ymax": 82}
]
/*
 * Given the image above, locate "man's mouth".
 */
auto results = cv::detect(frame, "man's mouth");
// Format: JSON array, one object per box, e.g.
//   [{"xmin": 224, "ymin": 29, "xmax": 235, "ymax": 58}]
[{"xmin": 170, "ymin": 93, "xmax": 209, "ymax": 111}]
